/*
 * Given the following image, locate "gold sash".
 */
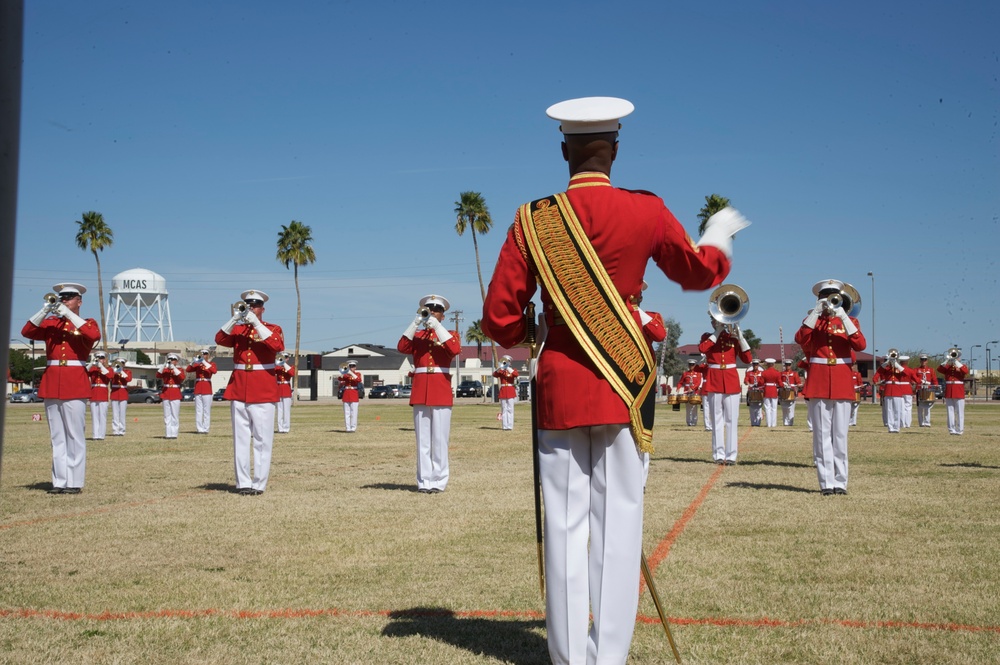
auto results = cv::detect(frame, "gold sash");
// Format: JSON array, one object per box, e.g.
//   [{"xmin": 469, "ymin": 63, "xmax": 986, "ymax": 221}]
[{"xmin": 520, "ymin": 193, "xmax": 656, "ymax": 452}]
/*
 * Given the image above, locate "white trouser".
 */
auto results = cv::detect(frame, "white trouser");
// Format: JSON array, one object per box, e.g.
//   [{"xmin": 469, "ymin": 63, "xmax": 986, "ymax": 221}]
[
  {"xmin": 500, "ymin": 397, "xmax": 515, "ymax": 430},
  {"xmin": 809, "ymin": 399, "xmax": 850, "ymax": 491},
  {"xmin": 763, "ymin": 397, "xmax": 778, "ymax": 427},
  {"xmin": 706, "ymin": 392, "xmax": 740, "ymax": 462},
  {"xmin": 277, "ymin": 396, "xmax": 292, "ymax": 433},
  {"xmin": 413, "ymin": 406, "xmax": 451, "ymax": 491},
  {"xmin": 231, "ymin": 400, "xmax": 276, "ymax": 491},
  {"xmin": 194, "ymin": 393, "xmax": 213, "ymax": 433},
  {"xmin": 782, "ymin": 399, "xmax": 796, "ymax": 426},
  {"xmin": 343, "ymin": 402, "xmax": 358, "ymax": 432},
  {"xmin": 685, "ymin": 402, "xmax": 699, "ymax": 427},
  {"xmin": 90, "ymin": 400, "xmax": 107, "ymax": 439},
  {"xmin": 945, "ymin": 398, "xmax": 964, "ymax": 435},
  {"xmin": 881, "ymin": 399, "xmax": 888, "ymax": 426},
  {"xmin": 747, "ymin": 400, "xmax": 762, "ymax": 427},
  {"xmin": 45, "ymin": 399, "xmax": 87, "ymax": 489},
  {"xmin": 806, "ymin": 400, "xmax": 813, "ymax": 431},
  {"xmin": 162, "ymin": 399, "xmax": 180, "ymax": 438},
  {"xmin": 902, "ymin": 394, "xmax": 913, "ymax": 428},
  {"xmin": 849, "ymin": 400, "xmax": 859, "ymax": 426},
  {"xmin": 884, "ymin": 396, "xmax": 903, "ymax": 433},
  {"xmin": 111, "ymin": 399, "xmax": 128, "ymax": 435},
  {"xmin": 539, "ymin": 425, "xmax": 644, "ymax": 665},
  {"xmin": 917, "ymin": 399, "xmax": 933, "ymax": 427}
]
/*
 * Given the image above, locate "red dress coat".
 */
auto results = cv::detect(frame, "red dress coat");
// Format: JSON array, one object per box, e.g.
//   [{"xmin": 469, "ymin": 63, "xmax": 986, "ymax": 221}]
[
  {"xmin": 744, "ymin": 369, "xmax": 763, "ymax": 390},
  {"xmin": 482, "ymin": 172, "xmax": 729, "ymax": 430},
  {"xmin": 21, "ymin": 316, "xmax": 101, "ymax": 400},
  {"xmin": 912, "ymin": 366, "xmax": 937, "ymax": 388},
  {"xmin": 794, "ymin": 315, "xmax": 866, "ymax": 400},
  {"xmin": 936, "ymin": 363, "xmax": 968, "ymax": 399},
  {"xmin": 110, "ymin": 368, "xmax": 132, "ymax": 401},
  {"xmin": 398, "ymin": 330, "xmax": 461, "ymax": 407},
  {"xmin": 875, "ymin": 365, "xmax": 912, "ymax": 398},
  {"xmin": 275, "ymin": 363, "xmax": 295, "ymax": 398},
  {"xmin": 760, "ymin": 367, "xmax": 782, "ymax": 399},
  {"xmin": 781, "ymin": 370, "xmax": 802, "ymax": 391},
  {"xmin": 216, "ymin": 322, "xmax": 285, "ymax": 403},
  {"xmin": 493, "ymin": 367, "xmax": 520, "ymax": 400},
  {"xmin": 157, "ymin": 366, "xmax": 186, "ymax": 400},
  {"xmin": 698, "ymin": 332, "xmax": 753, "ymax": 395},
  {"xmin": 338, "ymin": 371, "xmax": 362, "ymax": 403},
  {"xmin": 87, "ymin": 365, "xmax": 111, "ymax": 402},
  {"xmin": 186, "ymin": 361, "xmax": 218, "ymax": 395},
  {"xmin": 679, "ymin": 370, "xmax": 702, "ymax": 394}
]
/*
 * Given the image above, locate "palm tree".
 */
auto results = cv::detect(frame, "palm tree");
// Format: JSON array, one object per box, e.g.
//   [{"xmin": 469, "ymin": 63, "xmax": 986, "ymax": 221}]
[
  {"xmin": 276, "ymin": 220, "xmax": 316, "ymax": 396},
  {"xmin": 465, "ymin": 320, "xmax": 492, "ymax": 401},
  {"xmin": 74, "ymin": 211, "xmax": 114, "ymax": 354},
  {"xmin": 696, "ymin": 194, "xmax": 731, "ymax": 236},
  {"xmin": 454, "ymin": 191, "xmax": 500, "ymax": 368}
]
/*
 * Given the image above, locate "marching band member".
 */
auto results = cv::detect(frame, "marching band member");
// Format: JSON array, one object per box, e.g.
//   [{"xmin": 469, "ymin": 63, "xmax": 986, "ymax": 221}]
[
  {"xmin": 743, "ymin": 359, "xmax": 763, "ymax": 427},
  {"xmin": 680, "ymin": 359, "xmax": 703, "ymax": 427},
  {"xmin": 275, "ymin": 352, "xmax": 295, "ymax": 433},
  {"xmin": 798, "ymin": 358, "xmax": 813, "ymax": 432},
  {"xmin": 875, "ymin": 351, "xmax": 910, "ymax": 434},
  {"xmin": 493, "ymin": 355, "xmax": 519, "ymax": 431},
  {"xmin": 633, "ymin": 286, "xmax": 666, "ymax": 485},
  {"xmin": 338, "ymin": 360, "xmax": 362, "ymax": 432},
  {"xmin": 696, "ymin": 354, "xmax": 712, "ymax": 431},
  {"xmin": 21, "ymin": 282, "xmax": 101, "ymax": 494},
  {"xmin": 186, "ymin": 349, "xmax": 217, "ymax": 434},
  {"xmin": 913, "ymin": 354, "xmax": 938, "ymax": 427},
  {"xmin": 482, "ymin": 97, "xmax": 738, "ymax": 665},
  {"xmin": 937, "ymin": 350, "xmax": 968, "ymax": 435},
  {"xmin": 399, "ymin": 295, "xmax": 460, "ymax": 493},
  {"xmin": 899, "ymin": 355, "xmax": 915, "ymax": 428},
  {"xmin": 87, "ymin": 352, "xmax": 111, "ymax": 440},
  {"xmin": 700, "ymin": 318, "xmax": 754, "ymax": 464},
  {"xmin": 780, "ymin": 359, "xmax": 802, "ymax": 426},
  {"xmin": 109, "ymin": 357, "xmax": 132, "ymax": 436},
  {"xmin": 795, "ymin": 279, "xmax": 866, "ymax": 495},
  {"xmin": 849, "ymin": 361, "xmax": 864, "ymax": 426},
  {"xmin": 216, "ymin": 289, "xmax": 285, "ymax": 495},
  {"xmin": 761, "ymin": 358, "xmax": 781, "ymax": 428},
  {"xmin": 156, "ymin": 354, "xmax": 185, "ymax": 439}
]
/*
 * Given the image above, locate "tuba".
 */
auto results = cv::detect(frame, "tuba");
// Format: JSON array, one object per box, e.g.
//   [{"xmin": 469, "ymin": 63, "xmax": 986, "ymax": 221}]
[{"xmin": 708, "ymin": 283, "xmax": 749, "ymax": 332}]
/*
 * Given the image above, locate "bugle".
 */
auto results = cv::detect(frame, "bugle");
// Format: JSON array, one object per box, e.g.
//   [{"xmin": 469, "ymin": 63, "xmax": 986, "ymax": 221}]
[
  {"xmin": 233, "ymin": 301, "xmax": 249, "ymax": 318},
  {"xmin": 708, "ymin": 283, "xmax": 749, "ymax": 332}
]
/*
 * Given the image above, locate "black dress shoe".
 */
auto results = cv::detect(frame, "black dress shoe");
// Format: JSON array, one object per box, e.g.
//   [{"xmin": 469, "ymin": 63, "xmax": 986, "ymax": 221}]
[
  {"xmin": 725, "ymin": 460, "xmax": 736, "ymax": 466},
  {"xmin": 63, "ymin": 488, "xmax": 82, "ymax": 494},
  {"xmin": 47, "ymin": 487, "xmax": 65, "ymax": 494},
  {"xmin": 238, "ymin": 488, "xmax": 252, "ymax": 495},
  {"xmin": 820, "ymin": 489, "xmax": 834, "ymax": 496},
  {"xmin": 834, "ymin": 488, "xmax": 847, "ymax": 495}
]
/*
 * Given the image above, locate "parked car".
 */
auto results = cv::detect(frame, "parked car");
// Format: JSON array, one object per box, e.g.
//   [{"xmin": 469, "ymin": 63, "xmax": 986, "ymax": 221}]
[
  {"xmin": 455, "ymin": 380, "xmax": 484, "ymax": 398},
  {"xmin": 181, "ymin": 388, "xmax": 196, "ymax": 402},
  {"xmin": 8, "ymin": 388, "xmax": 41, "ymax": 403},
  {"xmin": 368, "ymin": 385, "xmax": 394, "ymax": 399},
  {"xmin": 397, "ymin": 385, "xmax": 412, "ymax": 399},
  {"xmin": 213, "ymin": 388, "xmax": 228, "ymax": 401},
  {"xmin": 993, "ymin": 386, "xmax": 1000, "ymax": 401},
  {"xmin": 126, "ymin": 387, "xmax": 162, "ymax": 404}
]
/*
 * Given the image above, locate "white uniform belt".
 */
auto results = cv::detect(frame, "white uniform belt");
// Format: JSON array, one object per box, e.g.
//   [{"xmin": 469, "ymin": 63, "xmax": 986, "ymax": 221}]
[
  {"xmin": 235, "ymin": 363, "xmax": 276, "ymax": 371},
  {"xmin": 946, "ymin": 381, "xmax": 963, "ymax": 385},
  {"xmin": 414, "ymin": 367, "xmax": 448, "ymax": 374},
  {"xmin": 47, "ymin": 359, "xmax": 85, "ymax": 367},
  {"xmin": 765, "ymin": 383, "xmax": 777, "ymax": 386},
  {"xmin": 277, "ymin": 381, "xmax": 290, "ymax": 384},
  {"xmin": 196, "ymin": 378, "xmax": 212, "ymax": 382},
  {"xmin": 810, "ymin": 357, "xmax": 848, "ymax": 365},
  {"xmin": 707, "ymin": 364, "xmax": 730, "ymax": 369},
  {"xmin": 887, "ymin": 381, "xmax": 910, "ymax": 385},
  {"xmin": 90, "ymin": 384, "xmax": 107, "ymax": 388}
]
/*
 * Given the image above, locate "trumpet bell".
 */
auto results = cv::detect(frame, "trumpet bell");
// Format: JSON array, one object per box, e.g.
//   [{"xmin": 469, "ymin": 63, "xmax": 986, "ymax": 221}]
[
  {"xmin": 947, "ymin": 347, "xmax": 961, "ymax": 360},
  {"xmin": 887, "ymin": 348, "xmax": 899, "ymax": 360},
  {"xmin": 43, "ymin": 292, "xmax": 59, "ymax": 306},
  {"xmin": 841, "ymin": 283, "xmax": 862, "ymax": 318},
  {"xmin": 709, "ymin": 283, "xmax": 750, "ymax": 325}
]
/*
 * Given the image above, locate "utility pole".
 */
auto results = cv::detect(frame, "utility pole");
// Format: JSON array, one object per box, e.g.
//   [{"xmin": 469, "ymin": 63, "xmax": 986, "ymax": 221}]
[{"xmin": 450, "ymin": 309, "xmax": 463, "ymax": 388}]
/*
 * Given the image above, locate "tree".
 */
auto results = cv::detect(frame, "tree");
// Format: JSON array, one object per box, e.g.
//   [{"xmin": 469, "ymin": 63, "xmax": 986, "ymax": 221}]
[
  {"xmin": 741, "ymin": 328, "xmax": 762, "ymax": 351},
  {"xmin": 75, "ymin": 211, "xmax": 114, "ymax": 354},
  {"xmin": 8, "ymin": 349, "xmax": 34, "ymax": 383},
  {"xmin": 454, "ymin": 191, "xmax": 500, "ymax": 368},
  {"xmin": 465, "ymin": 319, "xmax": 488, "ymax": 358},
  {"xmin": 658, "ymin": 317, "xmax": 685, "ymax": 378},
  {"xmin": 696, "ymin": 194, "xmax": 731, "ymax": 236},
  {"xmin": 135, "ymin": 350, "xmax": 152, "ymax": 365},
  {"xmin": 276, "ymin": 220, "xmax": 317, "ymax": 396}
]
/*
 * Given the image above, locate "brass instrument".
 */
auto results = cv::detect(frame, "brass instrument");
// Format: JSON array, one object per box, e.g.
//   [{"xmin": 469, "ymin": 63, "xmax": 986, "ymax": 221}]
[
  {"xmin": 708, "ymin": 283, "xmax": 749, "ymax": 333},
  {"xmin": 946, "ymin": 347, "xmax": 962, "ymax": 365},
  {"xmin": 418, "ymin": 307, "xmax": 430, "ymax": 318},
  {"xmin": 841, "ymin": 282, "xmax": 862, "ymax": 318},
  {"xmin": 233, "ymin": 301, "xmax": 249, "ymax": 318},
  {"xmin": 884, "ymin": 348, "xmax": 900, "ymax": 369},
  {"xmin": 823, "ymin": 292, "xmax": 843, "ymax": 311},
  {"xmin": 339, "ymin": 362, "xmax": 351, "ymax": 375}
]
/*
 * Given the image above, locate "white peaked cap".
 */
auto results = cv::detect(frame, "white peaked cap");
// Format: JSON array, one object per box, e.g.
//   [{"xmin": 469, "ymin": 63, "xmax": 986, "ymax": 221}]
[
  {"xmin": 241, "ymin": 289, "xmax": 269, "ymax": 303},
  {"xmin": 546, "ymin": 97, "xmax": 634, "ymax": 135},
  {"xmin": 419, "ymin": 294, "xmax": 450, "ymax": 311},
  {"xmin": 54, "ymin": 282, "xmax": 87, "ymax": 295},
  {"xmin": 812, "ymin": 279, "xmax": 844, "ymax": 297}
]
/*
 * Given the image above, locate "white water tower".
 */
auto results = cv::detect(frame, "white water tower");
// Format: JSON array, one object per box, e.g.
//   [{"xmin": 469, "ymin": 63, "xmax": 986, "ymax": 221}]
[{"xmin": 106, "ymin": 268, "xmax": 174, "ymax": 342}]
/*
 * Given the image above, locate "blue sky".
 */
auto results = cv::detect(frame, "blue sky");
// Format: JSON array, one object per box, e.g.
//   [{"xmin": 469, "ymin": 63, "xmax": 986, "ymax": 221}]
[{"xmin": 10, "ymin": 1, "xmax": 1000, "ymax": 367}]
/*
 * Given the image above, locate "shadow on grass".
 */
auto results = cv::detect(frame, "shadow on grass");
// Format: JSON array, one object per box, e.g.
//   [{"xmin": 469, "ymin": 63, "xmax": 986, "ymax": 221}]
[
  {"xmin": 382, "ymin": 607, "xmax": 547, "ymax": 665},
  {"xmin": 724, "ymin": 481, "xmax": 814, "ymax": 493},
  {"xmin": 197, "ymin": 482, "xmax": 240, "ymax": 493},
  {"xmin": 360, "ymin": 482, "xmax": 420, "ymax": 493},
  {"xmin": 658, "ymin": 456, "xmax": 719, "ymax": 465},
  {"xmin": 734, "ymin": 459, "xmax": 814, "ymax": 469},
  {"xmin": 20, "ymin": 481, "xmax": 55, "ymax": 492},
  {"xmin": 941, "ymin": 462, "xmax": 1000, "ymax": 470}
]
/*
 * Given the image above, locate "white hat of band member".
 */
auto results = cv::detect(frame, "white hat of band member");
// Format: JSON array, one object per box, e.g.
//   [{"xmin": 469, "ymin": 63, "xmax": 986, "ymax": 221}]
[
  {"xmin": 687, "ymin": 359, "xmax": 696, "ymax": 364},
  {"xmin": 899, "ymin": 355, "xmax": 910, "ymax": 361},
  {"xmin": 95, "ymin": 352, "xmax": 107, "ymax": 358},
  {"xmin": 241, "ymin": 289, "xmax": 269, "ymax": 303},
  {"xmin": 200, "ymin": 349, "xmax": 209, "ymax": 354},
  {"xmin": 765, "ymin": 357, "xmax": 776, "ymax": 364},
  {"xmin": 919, "ymin": 354, "xmax": 928, "ymax": 360},
  {"xmin": 546, "ymin": 96, "xmax": 634, "ymax": 135},
  {"xmin": 812, "ymin": 279, "xmax": 844, "ymax": 297},
  {"xmin": 783, "ymin": 359, "xmax": 792, "ymax": 364},
  {"xmin": 752, "ymin": 359, "xmax": 760, "ymax": 364},
  {"xmin": 419, "ymin": 294, "xmax": 450, "ymax": 311},
  {"xmin": 283, "ymin": 352, "xmax": 292, "ymax": 358},
  {"xmin": 501, "ymin": 354, "xmax": 513, "ymax": 362},
  {"xmin": 54, "ymin": 282, "xmax": 87, "ymax": 296},
  {"xmin": 167, "ymin": 353, "xmax": 179, "ymax": 360}
]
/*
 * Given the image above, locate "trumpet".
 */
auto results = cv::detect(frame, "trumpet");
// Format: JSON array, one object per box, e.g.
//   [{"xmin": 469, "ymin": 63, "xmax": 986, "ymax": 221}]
[
  {"xmin": 113, "ymin": 359, "xmax": 126, "ymax": 372},
  {"xmin": 823, "ymin": 292, "xmax": 844, "ymax": 311},
  {"xmin": 418, "ymin": 307, "xmax": 431, "ymax": 318},
  {"xmin": 43, "ymin": 292, "xmax": 59, "ymax": 313},
  {"xmin": 708, "ymin": 283, "xmax": 749, "ymax": 333},
  {"xmin": 947, "ymin": 347, "xmax": 962, "ymax": 365},
  {"xmin": 339, "ymin": 362, "xmax": 351, "ymax": 375},
  {"xmin": 233, "ymin": 301, "xmax": 249, "ymax": 319},
  {"xmin": 884, "ymin": 348, "xmax": 900, "ymax": 369}
]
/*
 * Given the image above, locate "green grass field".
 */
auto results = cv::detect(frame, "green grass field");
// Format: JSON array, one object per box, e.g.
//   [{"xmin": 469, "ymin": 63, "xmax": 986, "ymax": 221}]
[{"xmin": 1, "ymin": 398, "xmax": 998, "ymax": 664}]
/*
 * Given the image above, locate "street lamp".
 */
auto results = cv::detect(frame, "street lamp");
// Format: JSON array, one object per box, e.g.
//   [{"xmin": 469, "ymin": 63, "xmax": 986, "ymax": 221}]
[
  {"xmin": 987, "ymin": 340, "xmax": 999, "ymax": 394},
  {"xmin": 867, "ymin": 271, "xmax": 876, "ymax": 404},
  {"xmin": 970, "ymin": 344, "xmax": 982, "ymax": 398}
]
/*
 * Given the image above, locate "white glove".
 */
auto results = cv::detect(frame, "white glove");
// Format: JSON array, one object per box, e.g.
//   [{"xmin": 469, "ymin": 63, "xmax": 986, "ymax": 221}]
[
  {"xmin": 221, "ymin": 313, "xmax": 241, "ymax": 335},
  {"xmin": 734, "ymin": 325, "xmax": 751, "ymax": 352},
  {"xmin": 403, "ymin": 315, "xmax": 422, "ymax": 340},
  {"xmin": 427, "ymin": 316, "xmax": 452, "ymax": 341},
  {"xmin": 244, "ymin": 310, "xmax": 260, "ymax": 326},
  {"xmin": 834, "ymin": 307, "xmax": 858, "ymax": 335},
  {"xmin": 29, "ymin": 306, "xmax": 49, "ymax": 326},
  {"xmin": 696, "ymin": 207, "xmax": 751, "ymax": 259},
  {"xmin": 61, "ymin": 307, "xmax": 88, "ymax": 330},
  {"xmin": 100, "ymin": 365, "xmax": 109, "ymax": 375},
  {"xmin": 803, "ymin": 301, "xmax": 824, "ymax": 329},
  {"xmin": 636, "ymin": 307, "xmax": 653, "ymax": 326}
]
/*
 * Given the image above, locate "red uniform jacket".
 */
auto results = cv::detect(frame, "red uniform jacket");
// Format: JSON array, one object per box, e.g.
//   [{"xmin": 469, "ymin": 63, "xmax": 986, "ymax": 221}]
[
  {"xmin": 275, "ymin": 362, "xmax": 295, "ymax": 398},
  {"xmin": 216, "ymin": 322, "xmax": 285, "ymax": 403},
  {"xmin": 744, "ymin": 368, "xmax": 763, "ymax": 390},
  {"xmin": 110, "ymin": 368, "xmax": 133, "ymax": 401},
  {"xmin": 794, "ymin": 314, "xmax": 866, "ymax": 400},
  {"xmin": 482, "ymin": 172, "xmax": 729, "ymax": 430},
  {"xmin": 493, "ymin": 367, "xmax": 520, "ymax": 400},
  {"xmin": 639, "ymin": 310, "xmax": 666, "ymax": 345},
  {"xmin": 679, "ymin": 369, "xmax": 702, "ymax": 394},
  {"xmin": 698, "ymin": 332, "xmax": 753, "ymax": 395},
  {"xmin": 912, "ymin": 366, "xmax": 937, "ymax": 389},
  {"xmin": 936, "ymin": 363, "xmax": 968, "ymax": 399},
  {"xmin": 781, "ymin": 370, "xmax": 802, "ymax": 392},
  {"xmin": 338, "ymin": 371, "xmax": 362, "ymax": 403},
  {"xmin": 875, "ymin": 364, "xmax": 913, "ymax": 398},
  {"xmin": 186, "ymin": 360, "xmax": 218, "ymax": 395},
  {"xmin": 21, "ymin": 316, "xmax": 101, "ymax": 400},
  {"xmin": 398, "ymin": 329, "xmax": 461, "ymax": 407},
  {"xmin": 87, "ymin": 364, "xmax": 111, "ymax": 402},
  {"xmin": 760, "ymin": 367, "xmax": 782, "ymax": 399},
  {"xmin": 157, "ymin": 365, "xmax": 186, "ymax": 400},
  {"xmin": 851, "ymin": 371, "xmax": 864, "ymax": 393}
]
